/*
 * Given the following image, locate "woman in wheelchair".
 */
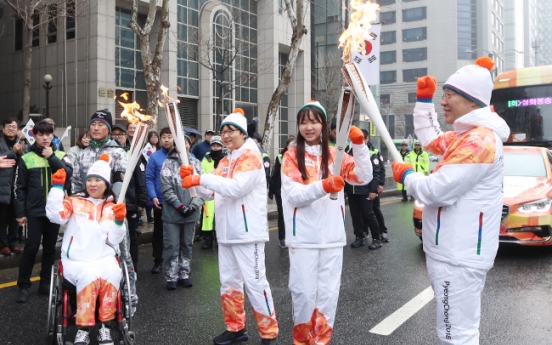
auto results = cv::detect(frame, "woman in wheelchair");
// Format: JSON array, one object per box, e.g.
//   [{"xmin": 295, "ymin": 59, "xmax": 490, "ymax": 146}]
[{"xmin": 46, "ymin": 155, "xmax": 127, "ymax": 345}]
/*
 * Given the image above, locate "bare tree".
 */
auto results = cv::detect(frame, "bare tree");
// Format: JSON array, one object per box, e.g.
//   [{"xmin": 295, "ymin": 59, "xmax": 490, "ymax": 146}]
[
  {"xmin": 128, "ymin": 0, "xmax": 170, "ymax": 123},
  {"xmin": 312, "ymin": 49, "xmax": 344, "ymax": 120},
  {"xmin": 261, "ymin": 0, "xmax": 309, "ymax": 152},
  {"xmin": 5, "ymin": 0, "xmax": 82, "ymax": 121}
]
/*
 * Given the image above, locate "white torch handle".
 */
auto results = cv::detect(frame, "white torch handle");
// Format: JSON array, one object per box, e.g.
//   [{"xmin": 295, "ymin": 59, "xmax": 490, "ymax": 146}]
[{"xmin": 117, "ymin": 123, "xmax": 149, "ymax": 204}]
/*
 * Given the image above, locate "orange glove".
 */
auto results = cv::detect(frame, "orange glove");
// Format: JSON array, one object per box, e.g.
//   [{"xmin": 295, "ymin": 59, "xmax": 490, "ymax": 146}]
[
  {"xmin": 182, "ymin": 175, "xmax": 201, "ymax": 189},
  {"xmin": 180, "ymin": 165, "xmax": 194, "ymax": 179},
  {"xmin": 112, "ymin": 203, "xmax": 127, "ymax": 223},
  {"xmin": 416, "ymin": 75, "xmax": 437, "ymax": 102},
  {"xmin": 348, "ymin": 125, "xmax": 364, "ymax": 145},
  {"xmin": 322, "ymin": 176, "xmax": 345, "ymax": 194},
  {"xmin": 52, "ymin": 169, "xmax": 66, "ymax": 188},
  {"xmin": 392, "ymin": 162, "xmax": 415, "ymax": 184}
]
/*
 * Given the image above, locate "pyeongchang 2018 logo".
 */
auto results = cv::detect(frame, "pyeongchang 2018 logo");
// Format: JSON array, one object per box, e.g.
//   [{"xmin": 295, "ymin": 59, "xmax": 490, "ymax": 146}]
[
  {"xmin": 254, "ymin": 244, "xmax": 259, "ymax": 279},
  {"xmin": 442, "ymin": 281, "xmax": 452, "ymax": 340}
]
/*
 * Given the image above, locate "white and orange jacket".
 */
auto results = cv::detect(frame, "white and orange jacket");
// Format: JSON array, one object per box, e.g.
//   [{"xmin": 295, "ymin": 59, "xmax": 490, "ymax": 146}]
[
  {"xmin": 281, "ymin": 142, "xmax": 372, "ymax": 249},
  {"xmin": 46, "ymin": 187, "xmax": 127, "ymax": 262},
  {"xmin": 196, "ymin": 138, "xmax": 268, "ymax": 245},
  {"xmin": 405, "ymin": 102, "xmax": 510, "ymax": 270}
]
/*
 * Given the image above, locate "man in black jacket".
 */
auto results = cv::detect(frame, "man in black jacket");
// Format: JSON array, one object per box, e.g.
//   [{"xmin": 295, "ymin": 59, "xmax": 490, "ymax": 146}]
[
  {"xmin": 14, "ymin": 120, "xmax": 73, "ymax": 303},
  {"xmin": 0, "ymin": 118, "xmax": 24, "ymax": 255},
  {"xmin": 344, "ymin": 129, "xmax": 382, "ymax": 250},
  {"xmin": 112, "ymin": 124, "xmax": 148, "ymax": 269}
]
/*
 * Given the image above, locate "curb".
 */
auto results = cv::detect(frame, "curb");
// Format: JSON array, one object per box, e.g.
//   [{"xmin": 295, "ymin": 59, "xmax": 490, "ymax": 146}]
[{"xmin": 0, "ymin": 189, "xmax": 401, "ymax": 271}]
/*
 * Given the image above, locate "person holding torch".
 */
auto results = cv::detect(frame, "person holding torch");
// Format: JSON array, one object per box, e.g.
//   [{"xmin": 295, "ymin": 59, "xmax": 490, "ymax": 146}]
[
  {"xmin": 281, "ymin": 101, "xmax": 372, "ymax": 344},
  {"xmin": 180, "ymin": 108, "xmax": 279, "ymax": 345},
  {"xmin": 391, "ymin": 57, "xmax": 510, "ymax": 344}
]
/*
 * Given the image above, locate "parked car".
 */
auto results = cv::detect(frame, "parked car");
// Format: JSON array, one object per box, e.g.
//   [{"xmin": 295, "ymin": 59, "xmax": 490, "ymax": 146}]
[{"xmin": 413, "ymin": 146, "xmax": 552, "ymax": 246}]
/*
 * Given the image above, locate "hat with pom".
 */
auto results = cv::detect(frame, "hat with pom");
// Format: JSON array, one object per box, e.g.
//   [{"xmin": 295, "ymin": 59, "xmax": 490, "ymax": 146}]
[
  {"xmin": 298, "ymin": 100, "xmax": 327, "ymax": 119},
  {"xmin": 220, "ymin": 108, "xmax": 248, "ymax": 138},
  {"xmin": 443, "ymin": 57, "xmax": 495, "ymax": 107},
  {"xmin": 86, "ymin": 154, "xmax": 112, "ymax": 186}
]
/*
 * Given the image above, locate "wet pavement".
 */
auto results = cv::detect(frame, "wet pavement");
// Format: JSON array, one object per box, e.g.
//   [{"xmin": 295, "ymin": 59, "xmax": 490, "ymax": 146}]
[{"xmin": 1, "ymin": 196, "xmax": 552, "ymax": 344}]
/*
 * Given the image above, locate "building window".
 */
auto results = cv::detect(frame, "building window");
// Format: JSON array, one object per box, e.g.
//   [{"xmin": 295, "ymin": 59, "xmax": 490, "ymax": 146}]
[
  {"xmin": 47, "ymin": 5, "xmax": 58, "ymax": 44},
  {"xmin": 380, "ymin": 51, "xmax": 396, "ymax": 64},
  {"xmin": 388, "ymin": 114, "xmax": 395, "ymax": 138},
  {"xmin": 403, "ymin": 47, "xmax": 427, "ymax": 62},
  {"xmin": 457, "ymin": 0, "xmax": 477, "ymax": 59},
  {"xmin": 381, "ymin": 70, "xmax": 397, "ymax": 84},
  {"xmin": 66, "ymin": 1, "xmax": 76, "ymax": 40},
  {"xmin": 279, "ymin": 52, "xmax": 289, "ymax": 151},
  {"xmin": 381, "ymin": 31, "xmax": 396, "ymax": 45},
  {"xmin": 403, "ymin": 27, "xmax": 427, "ymax": 42},
  {"xmin": 176, "ymin": 1, "xmax": 200, "ymax": 97},
  {"xmin": 14, "ymin": 17, "xmax": 23, "ymax": 51},
  {"xmin": 404, "ymin": 114, "xmax": 414, "ymax": 137},
  {"xmin": 381, "ymin": 94, "xmax": 391, "ymax": 105},
  {"xmin": 377, "ymin": 0, "xmax": 396, "ymax": 5},
  {"xmin": 32, "ymin": 11, "xmax": 39, "ymax": 47},
  {"xmin": 381, "ymin": 11, "xmax": 396, "ymax": 25},
  {"xmin": 402, "ymin": 7, "xmax": 426, "ymax": 22},
  {"xmin": 403, "ymin": 68, "xmax": 427, "ymax": 82},
  {"xmin": 407, "ymin": 93, "xmax": 417, "ymax": 103}
]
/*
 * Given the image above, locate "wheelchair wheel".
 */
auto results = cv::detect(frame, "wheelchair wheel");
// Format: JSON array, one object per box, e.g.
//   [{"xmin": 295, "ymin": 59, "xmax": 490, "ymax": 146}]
[
  {"xmin": 119, "ymin": 261, "xmax": 135, "ymax": 345},
  {"xmin": 46, "ymin": 265, "xmax": 64, "ymax": 345}
]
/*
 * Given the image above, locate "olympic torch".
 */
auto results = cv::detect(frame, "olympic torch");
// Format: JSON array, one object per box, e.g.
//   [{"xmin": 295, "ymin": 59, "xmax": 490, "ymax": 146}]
[
  {"xmin": 159, "ymin": 86, "xmax": 197, "ymax": 198},
  {"xmin": 116, "ymin": 97, "xmax": 151, "ymax": 204}
]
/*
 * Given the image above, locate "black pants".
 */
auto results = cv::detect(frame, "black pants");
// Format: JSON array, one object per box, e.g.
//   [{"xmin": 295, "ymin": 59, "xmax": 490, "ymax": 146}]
[
  {"xmin": 275, "ymin": 194, "xmax": 285, "ymax": 241},
  {"xmin": 0, "ymin": 202, "xmax": 18, "ymax": 249},
  {"xmin": 373, "ymin": 195, "xmax": 387, "ymax": 233},
  {"xmin": 17, "ymin": 216, "xmax": 60, "ymax": 289},
  {"xmin": 402, "ymin": 190, "xmax": 407, "ymax": 200},
  {"xmin": 126, "ymin": 211, "xmax": 139, "ymax": 270},
  {"xmin": 348, "ymin": 194, "xmax": 381, "ymax": 240},
  {"xmin": 152, "ymin": 207, "xmax": 164, "ymax": 265}
]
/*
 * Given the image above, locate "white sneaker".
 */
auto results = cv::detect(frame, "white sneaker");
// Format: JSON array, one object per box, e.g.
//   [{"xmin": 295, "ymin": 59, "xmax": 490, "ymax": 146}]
[
  {"xmin": 97, "ymin": 323, "xmax": 113, "ymax": 345},
  {"xmin": 74, "ymin": 329, "xmax": 90, "ymax": 345}
]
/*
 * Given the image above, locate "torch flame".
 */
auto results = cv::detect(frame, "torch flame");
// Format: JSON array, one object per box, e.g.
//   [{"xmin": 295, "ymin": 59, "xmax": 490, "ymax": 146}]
[
  {"xmin": 338, "ymin": 0, "xmax": 379, "ymax": 63},
  {"xmin": 158, "ymin": 85, "xmax": 180, "ymax": 107},
  {"xmin": 118, "ymin": 100, "xmax": 153, "ymax": 124}
]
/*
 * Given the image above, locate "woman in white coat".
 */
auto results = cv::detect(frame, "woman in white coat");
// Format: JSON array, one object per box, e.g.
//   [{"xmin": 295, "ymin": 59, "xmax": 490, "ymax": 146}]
[
  {"xmin": 281, "ymin": 101, "xmax": 372, "ymax": 344},
  {"xmin": 180, "ymin": 108, "xmax": 279, "ymax": 345}
]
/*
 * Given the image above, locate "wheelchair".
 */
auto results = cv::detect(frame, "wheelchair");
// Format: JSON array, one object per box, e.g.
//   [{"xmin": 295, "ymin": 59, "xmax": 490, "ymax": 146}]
[{"xmin": 46, "ymin": 258, "xmax": 136, "ymax": 345}]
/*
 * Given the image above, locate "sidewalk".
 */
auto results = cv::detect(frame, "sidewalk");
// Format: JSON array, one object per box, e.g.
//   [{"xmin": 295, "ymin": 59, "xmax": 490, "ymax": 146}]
[{"xmin": 0, "ymin": 188, "xmax": 401, "ymax": 271}]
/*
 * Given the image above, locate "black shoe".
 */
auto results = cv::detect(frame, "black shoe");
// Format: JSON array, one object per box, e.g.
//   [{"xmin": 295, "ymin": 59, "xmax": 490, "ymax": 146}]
[
  {"xmin": 363, "ymin": 232, "xmax": 369, "ymax": 239},
  {"xmin": 147, "ymin": 218, "xmax": 154, "ymax": 224},
  {"xmin": 369, "ymin": 239, "xmax": 382, "ymax": 250},
  {"xmin": 151, "ymin": 263, "xmax": 162, "ymax": 274},
  {"xmin": 38, "ymin": 283, "xmax": 50, "ymax": 295},
  {"xmin": 166, "ymin": 281, "xmax": 177, "ymax": 290},
  {"xmin": 16, "ymin": 288, "xmax": 30, "ymax": 303},
  {"xmin": 401, "ymin": 198, "xmax": 408, "ymax": 202},
  {"xmin": 135, "ymin": 228, "xmax": 142, "ymax": 235},
  {"xmin": 194, "ymin": 234, "xmax": 202, "ymax": 243},
  {"xmin": 202, "ymin": 237, "xmax": 213, "ymax": 249},
  {"xmin": 178, "ymin": 278, "xmax": 193, "ymax": 288},
  {"xmin": 351, "ymin": 237, "xmax": 365, "ymax": 248},
  {"xmin": 381, "ymin": 232, "xmax": 389, "ymax": 242},
  {"xmin": 213, "ymin": 329, "xmax": 249, "ymax": 345},
  {"xmin": 279, "ymin": 240, "xmax": 287, "ymax": 249},
  {"xmin": 260, "ymin": 338, "xmax": 278, "ymax": 345}
]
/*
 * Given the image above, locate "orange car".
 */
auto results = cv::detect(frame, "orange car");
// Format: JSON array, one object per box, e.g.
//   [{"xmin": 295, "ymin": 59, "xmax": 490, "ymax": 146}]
[{"xmin": 413, "ymin": 146, "xmax": 552, "ymax": 245}]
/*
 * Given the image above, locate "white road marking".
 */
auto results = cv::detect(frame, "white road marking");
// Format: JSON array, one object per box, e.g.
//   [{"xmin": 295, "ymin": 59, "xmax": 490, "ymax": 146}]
[{"xmin": 369, "ymin": 286, "xmax": 434, "ymax": 336}]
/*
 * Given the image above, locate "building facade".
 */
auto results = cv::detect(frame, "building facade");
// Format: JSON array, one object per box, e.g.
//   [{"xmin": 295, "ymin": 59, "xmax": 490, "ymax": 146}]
[{"xmin": 0, "ymin": 0, "xmax": 311, "ymax": 158}]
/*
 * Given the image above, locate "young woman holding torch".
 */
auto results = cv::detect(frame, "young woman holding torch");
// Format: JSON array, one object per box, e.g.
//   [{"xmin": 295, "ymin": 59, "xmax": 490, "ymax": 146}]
[
  {"xmin": 180, "ymin": 108, "xmax": 279, "ymax": 345},
  {"xmin": 281, "ymin": 101, "xmax": 372, "ymax": 344}
]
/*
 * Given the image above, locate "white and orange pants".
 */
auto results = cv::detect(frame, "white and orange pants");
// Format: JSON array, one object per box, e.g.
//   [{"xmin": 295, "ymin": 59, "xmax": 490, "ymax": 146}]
[
  {"xmin": 62, "ymin": 256, "xmax": 121, "ymax": 327},
  {"xmin": 218, "ymin": 243, "xmax": 278, "ymax": 339},
  {"xmin": 289, "ymin": 247, "xmax": 342, "ymax": 345}
]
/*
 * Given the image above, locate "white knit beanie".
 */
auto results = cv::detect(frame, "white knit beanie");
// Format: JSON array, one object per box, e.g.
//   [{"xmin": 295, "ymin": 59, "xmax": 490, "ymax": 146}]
[
  {"xmin": 86, "ymin": 154, "xmax": 112, "ymax": 186},
  {"xmin": 443, "ymin": 57, "xmax": 495, "ymax": 107},
  {"xmin": 220, "ymin": 108, "xmax": 248, "ymax": 138}
]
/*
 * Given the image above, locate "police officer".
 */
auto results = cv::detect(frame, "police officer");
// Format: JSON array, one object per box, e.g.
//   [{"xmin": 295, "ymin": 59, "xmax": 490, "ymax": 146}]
[
  {"xmin": 397, "ymin": 142, "xmax": 411, "ymax": 201},
  {"xmin": 366, "ymin": 130, "xmax": 389, "ymax": 242},
  {"xmin": 406, "ymin": 140, "xmax": 430, "ymax": 201}
]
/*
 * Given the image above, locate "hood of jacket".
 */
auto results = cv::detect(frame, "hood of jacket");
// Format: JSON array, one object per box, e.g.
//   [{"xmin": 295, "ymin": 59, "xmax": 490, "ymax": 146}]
[{"xmin": 453, "ymin": 107, "xmax": 510, "ymax": 142}]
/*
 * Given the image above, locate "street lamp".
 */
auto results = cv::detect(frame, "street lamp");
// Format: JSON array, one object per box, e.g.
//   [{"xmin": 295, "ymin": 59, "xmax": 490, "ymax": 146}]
[{"xmin": 43, "ymin": 74, "xmax": 53, "ymax": 117}]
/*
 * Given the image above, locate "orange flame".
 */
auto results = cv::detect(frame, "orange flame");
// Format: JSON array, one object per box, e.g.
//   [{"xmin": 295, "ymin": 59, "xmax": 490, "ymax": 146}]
[
  {"xmin": 158, "ymin": 85, "xmax": 180, "ymax": 107},
  {"xmin": 338, "ymin": 0, "xmax": 379, "ymax": 63},
  {"xmin": 118, "ymin": 100, "xmax": 152, "ymax": 124},
  {"xmin": 121, "ymin": 92, "xmax": 129, "ymax": 101}
]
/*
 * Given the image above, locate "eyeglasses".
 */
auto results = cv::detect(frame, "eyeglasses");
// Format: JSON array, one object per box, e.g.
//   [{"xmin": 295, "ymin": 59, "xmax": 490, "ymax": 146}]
[
  {"xmin": 112, "ymin": 133, "xmax": 126, "ymax": 138},
  {"xmin": 4, "ymin": 125, "xmax": 17, "ymax": 129},
  {"xmin": 442, "ymin": 91, "xmax": 458, "ymax": 100},
  {"xmin": 220, "ymin": 128, "xmax": 239, "ymax": 137}
]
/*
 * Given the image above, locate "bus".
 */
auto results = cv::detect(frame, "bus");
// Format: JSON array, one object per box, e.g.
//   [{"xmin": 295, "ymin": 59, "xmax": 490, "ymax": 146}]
[{"xmin": 491, "ymin": 65, "xmax": 552, "ymax": 146}]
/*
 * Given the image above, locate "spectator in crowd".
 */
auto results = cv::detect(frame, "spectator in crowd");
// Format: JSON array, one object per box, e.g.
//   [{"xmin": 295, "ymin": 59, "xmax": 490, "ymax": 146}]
[
  {"xmin": 17, "ymin": 123, "xmax": 31, "ymax": 154},
  {"xmin": 45, "ymin": 157, "xmax": 126, "ymax": 345},
  {"xmin": 189, "ymin": 133, "xmax": 198, "ymax": 149},
  {"xmin": 160, "ymin": 134, "xmax": 204, "ymax": 290},
  {"xmin": 112, "ymin": 124, "xmax": 148, "ymax": 270},
  {"xmin": 43, "ymin": 118, "xmax": 64, "ymax": 151},
  {"xmin": 397, "ymin": 142, "xmax": 411, "ymax": 201},
  {"xmin": 200, "ymin": 135, "xmax": 226, "ymax": 249},
  {"xmin": 392, "ymin": 59, "xmax": 510, "ymax": 344},
  {"xmin": 126, "ymin": 122, "xmax": 137, "ymax": 146},
  {"xmin": 252, "ymin": 133, "xmax": 271, "ymax": 187},
  {"xmin": 180, "ymin": 108, "xmax": 279, "ymax": 345},
  {"xmin": 146, "ymin": 127, "xmax": 174, "ymax": 274},
  {"xmin": 191, "ymin": 129, "xmax": 215, "ymax": 161},
  {"xmin": 14, "ymin": 120, "xmax": 73, "ymax": 303},
  {"xmin": 0, "ymin": 118, "xmax": 23, "ymax": 255},
  {"xmin": 281, "ymin": 101, "xmax": 372, "ymax": 344},
  {"xmin": 406, "ymin": 140, "xmax": 430, "ymax": 201},
  {"xmin": 67, "ymin": 131, "xmax": 91, "ymax": 167},
  {"xmin": 365, "ymin": 129, "xmax": 389, "ymax": 242},
  {"xmin": 345, "ymin": 128, "xmax": 383, "ymax": 250},
  {"xmin": 268, "ymin": 136, "xmax": 294, "ymax": 249},
  {"xmin": 145, "ymin": 131, "xmax": 160, "ymax": 223}
]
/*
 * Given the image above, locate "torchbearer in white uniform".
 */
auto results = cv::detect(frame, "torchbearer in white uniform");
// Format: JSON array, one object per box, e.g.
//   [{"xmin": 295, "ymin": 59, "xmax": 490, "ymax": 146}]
[{"xmin": 392, "ymin": 57, "xmax": 510, "ymax": 345}]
